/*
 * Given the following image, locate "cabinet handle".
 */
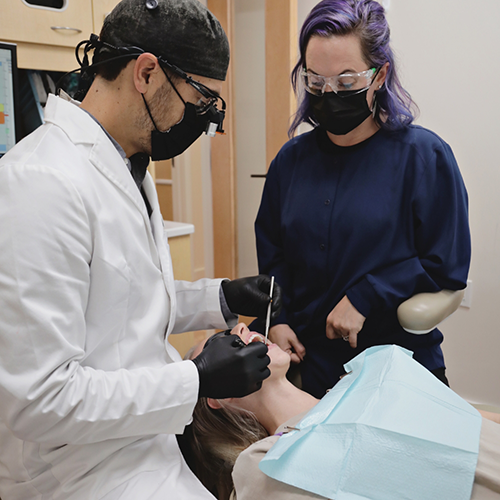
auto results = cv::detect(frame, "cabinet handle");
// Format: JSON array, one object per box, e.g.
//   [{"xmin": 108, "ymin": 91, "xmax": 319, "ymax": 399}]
[{"xmin": 50, "ymin": 26, "xmax": 82, "ymax": 34}]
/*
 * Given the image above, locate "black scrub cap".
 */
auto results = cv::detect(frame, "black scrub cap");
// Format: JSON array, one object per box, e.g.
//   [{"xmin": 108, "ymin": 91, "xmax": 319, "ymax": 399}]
[{"xmin": 99, "ymin": 0, "xmax": 230, "ymax": 81}]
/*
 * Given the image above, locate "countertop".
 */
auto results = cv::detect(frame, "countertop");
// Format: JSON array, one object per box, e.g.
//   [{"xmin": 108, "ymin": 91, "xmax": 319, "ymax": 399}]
[{"xmin": 163, "ymin": 220, "xmax": 195, "ymax": 238}]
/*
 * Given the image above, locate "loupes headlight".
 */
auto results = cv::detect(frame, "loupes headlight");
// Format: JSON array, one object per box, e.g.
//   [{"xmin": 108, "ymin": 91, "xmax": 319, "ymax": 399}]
[
  {"xmin": 199, "ymin": 100, "xmax": 226, "ymax": 137},
  {"xmin": 190, "ymin": 82, "xmax": 226, "ymax": 137}
]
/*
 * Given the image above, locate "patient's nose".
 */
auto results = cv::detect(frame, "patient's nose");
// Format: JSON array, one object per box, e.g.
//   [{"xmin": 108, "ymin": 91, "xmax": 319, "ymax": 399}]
[{"xmin": 234, "ymin": 323, "xmax": 250, "ymax": 339}]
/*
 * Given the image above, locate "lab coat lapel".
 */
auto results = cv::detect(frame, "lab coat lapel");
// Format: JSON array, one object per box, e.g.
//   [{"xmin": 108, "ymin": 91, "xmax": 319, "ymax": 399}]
[
  {"xmin": 89, "ymin": 140, "xmax": 148, "ymax": 223},
  {"xmin": 142, "ymin": 174, "xmax": 177, "ymax": 336},
  {"xmin": 88, "ymin": 138, "xmax": 163, "ymax": 270}
]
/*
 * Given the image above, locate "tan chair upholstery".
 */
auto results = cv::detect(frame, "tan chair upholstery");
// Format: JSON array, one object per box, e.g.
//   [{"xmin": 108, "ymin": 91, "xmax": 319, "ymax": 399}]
[{"xmin": 397, "ymin": 289, "xmax": 465, "ymax": 335}]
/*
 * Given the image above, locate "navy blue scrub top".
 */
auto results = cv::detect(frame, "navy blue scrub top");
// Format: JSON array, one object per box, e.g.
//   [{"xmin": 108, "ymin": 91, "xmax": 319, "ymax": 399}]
[{"xmin": 254, "ymin": 125, "xmax": 470, "ymax": 397}]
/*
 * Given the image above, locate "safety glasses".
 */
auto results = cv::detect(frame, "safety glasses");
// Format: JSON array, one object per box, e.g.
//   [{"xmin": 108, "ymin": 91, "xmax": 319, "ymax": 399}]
[{"xmin": 301, "ymin": 67, "xmax": 377, "ymax": 96}]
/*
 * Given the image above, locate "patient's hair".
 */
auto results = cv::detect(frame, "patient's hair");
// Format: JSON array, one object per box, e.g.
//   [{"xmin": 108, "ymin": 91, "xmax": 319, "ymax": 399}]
[
  {"xmin": 185, "ymin": 398, "xmax": 268, "ymax": 499},
  {"xmin": 182, "ymin": 342, "xmax": 269, "ymax": 499}
]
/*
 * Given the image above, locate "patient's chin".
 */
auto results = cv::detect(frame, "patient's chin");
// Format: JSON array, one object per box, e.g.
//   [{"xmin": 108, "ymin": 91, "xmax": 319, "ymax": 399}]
[{"xmin": 267, "ymin": 344, "xmax": 292, "ymax": 378}]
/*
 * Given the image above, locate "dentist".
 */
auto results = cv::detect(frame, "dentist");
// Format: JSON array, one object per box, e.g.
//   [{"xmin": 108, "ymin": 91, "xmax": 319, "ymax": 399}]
[{"xmin": 0, "ymin": 0, "xmax": 280, "ymax": 499}]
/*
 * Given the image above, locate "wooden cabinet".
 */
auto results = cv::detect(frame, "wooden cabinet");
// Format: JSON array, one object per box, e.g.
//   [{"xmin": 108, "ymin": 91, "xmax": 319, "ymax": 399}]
[
  {"xmin": 155, "ymin": 159, "xmax": 174, "ymax": 222},
  {"xmin": 0, "ymin": 0, "xmax": 121, "ymax": 71},
  {"xmin": 92, "ymin": 0, "xmax": 121, "ymax": 33},
  {"xmin": 0, "ymin": 0, "xmax": 93, "ymax": 48}
]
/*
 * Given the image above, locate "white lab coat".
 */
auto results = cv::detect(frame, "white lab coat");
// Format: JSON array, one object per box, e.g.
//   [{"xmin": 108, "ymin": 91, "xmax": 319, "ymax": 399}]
[{"xmin": 0, "ymin": 94, "xmax": 234, "ymax": 499}]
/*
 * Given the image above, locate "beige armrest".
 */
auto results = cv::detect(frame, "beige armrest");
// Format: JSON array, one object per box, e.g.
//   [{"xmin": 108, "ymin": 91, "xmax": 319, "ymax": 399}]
[{"xmin": 397, "ymin": 289, "xmax": 465, "ymax": 334}]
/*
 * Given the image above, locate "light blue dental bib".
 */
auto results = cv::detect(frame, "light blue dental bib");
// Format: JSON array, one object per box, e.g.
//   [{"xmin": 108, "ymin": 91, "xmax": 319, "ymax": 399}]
[{"xmin": 259, "ymin": 345, "xmax": 482, "ymax": 500}]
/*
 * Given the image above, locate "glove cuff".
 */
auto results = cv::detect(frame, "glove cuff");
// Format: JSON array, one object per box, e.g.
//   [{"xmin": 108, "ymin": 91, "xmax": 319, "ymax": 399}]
[{"xmin": 191, "ymin": 356, "xmax": 208, "ymax": 398}]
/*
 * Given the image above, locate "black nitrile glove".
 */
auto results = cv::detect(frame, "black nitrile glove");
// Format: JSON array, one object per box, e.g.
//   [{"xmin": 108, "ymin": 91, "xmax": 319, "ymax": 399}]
[
  {"xmin": 221, "ymin": 275, "xmax": 282, "ymax": 320},
  {"xmin": 192, "ymin": 333, "xmax": 270, "ymax": 399}
]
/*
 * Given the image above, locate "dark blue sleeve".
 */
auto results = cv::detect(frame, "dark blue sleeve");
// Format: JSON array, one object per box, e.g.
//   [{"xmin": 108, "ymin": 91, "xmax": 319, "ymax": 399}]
[
  {"xmin": 346, "ymin": 140, "xmax": 471, "ymax": 317},
  {"xmin": 254, "ymin": 158, "xmax": 291, "ymax": 326}
]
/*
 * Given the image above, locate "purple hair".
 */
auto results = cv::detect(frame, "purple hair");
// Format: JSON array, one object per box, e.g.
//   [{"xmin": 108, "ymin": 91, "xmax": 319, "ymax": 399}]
[{"xmin": 289, "ymin": 0, "xmax": 417, "ymax": 136}]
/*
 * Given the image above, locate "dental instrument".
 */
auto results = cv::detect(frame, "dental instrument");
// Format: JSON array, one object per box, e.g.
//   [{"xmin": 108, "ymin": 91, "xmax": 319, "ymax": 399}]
[{"xmin": 265, "ymin": 276, "xmax": 275, "ymax": 342}]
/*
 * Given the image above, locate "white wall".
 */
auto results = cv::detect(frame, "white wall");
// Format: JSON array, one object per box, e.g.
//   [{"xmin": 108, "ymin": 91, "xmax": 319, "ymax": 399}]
[
  {"xmin": 385, "ymin": 1, "xmax": 500, "ymax": 406},
  {"xmin": 235, "ymin": 0, "xmax": 500, "ymax": 406}
]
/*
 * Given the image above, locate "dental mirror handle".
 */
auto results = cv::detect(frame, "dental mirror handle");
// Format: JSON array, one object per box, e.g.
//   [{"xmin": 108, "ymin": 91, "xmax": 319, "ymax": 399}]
[{"xmin": 265, "ymin": 276, "xmax": 275, "ymax": 342}]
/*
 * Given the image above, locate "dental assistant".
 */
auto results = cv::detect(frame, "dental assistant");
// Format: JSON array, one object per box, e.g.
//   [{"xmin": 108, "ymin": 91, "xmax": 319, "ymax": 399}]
[
  {"xmin": 255, "ymin": 0, "xmax": 470, "ymax": 398},
  {"xmin": 0, "ymin": 1, "xmax": 280, "ymax": 499}
]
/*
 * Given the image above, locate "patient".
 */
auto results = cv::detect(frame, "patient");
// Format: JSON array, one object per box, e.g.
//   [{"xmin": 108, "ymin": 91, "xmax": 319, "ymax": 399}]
[{"xmin": 184, "ymin": 324, "xmax": 500, "ymax": 500}]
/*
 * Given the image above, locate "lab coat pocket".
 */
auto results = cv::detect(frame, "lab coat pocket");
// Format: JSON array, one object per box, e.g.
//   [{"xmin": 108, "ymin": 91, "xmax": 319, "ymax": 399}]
[{"xmin": 83, "ymin": 257, "xmax": 131, "ymax": 368}]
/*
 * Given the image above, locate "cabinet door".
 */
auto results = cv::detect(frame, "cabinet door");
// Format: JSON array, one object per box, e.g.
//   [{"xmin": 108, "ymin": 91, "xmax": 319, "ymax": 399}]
[
  {"xmin": 92, "ymin": 0, "xmax": 121, "ymax": 34},
  {"xmin": 0, "ymin": 0, "xmax": 93, "ymax": 48}
]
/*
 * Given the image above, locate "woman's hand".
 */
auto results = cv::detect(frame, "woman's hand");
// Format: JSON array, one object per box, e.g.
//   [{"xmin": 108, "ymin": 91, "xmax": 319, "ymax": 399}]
[
  {"xmin": 269, "ymin": 324, "xmax": 306, "ymax": 364},
  {"xmin": 326, "ymin": 296, "xmax": 366, "ymax": 348}
]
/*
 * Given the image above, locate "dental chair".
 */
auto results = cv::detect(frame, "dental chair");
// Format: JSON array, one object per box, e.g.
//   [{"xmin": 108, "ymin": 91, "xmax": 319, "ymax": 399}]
[{"xmin": 397, "ymin": 289, "xmax": 465, "ymax": 334}]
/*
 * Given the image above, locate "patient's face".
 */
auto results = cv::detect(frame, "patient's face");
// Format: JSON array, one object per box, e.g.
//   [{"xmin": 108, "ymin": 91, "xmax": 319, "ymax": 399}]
[
  {"xmin": 190, "ymin": 323, "xmax": 290, "ymax": 378},
  {"xmin": 232, "ymin": 323, "xmax": 291, "ymax": 375}
]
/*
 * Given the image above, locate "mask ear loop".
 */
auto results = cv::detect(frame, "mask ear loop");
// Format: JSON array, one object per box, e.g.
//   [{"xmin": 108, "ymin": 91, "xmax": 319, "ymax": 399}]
[
  {"xmin": 141, "ymin": 94, "xmax": 160, "ymax": 131},
  {"xmin": 372, "ymin": 94, "xmax": 379, "ymax": 118},
  {"xmin": 141, "ymin": 62, "xmax": 186, "ymax": 131},
  {"xmin": 370, "ymin": 67, "xmax": 384, "ymax": 117},
  {"xmin": 161, "ymin": 66, "xmax": 186, "ymax": 105}
]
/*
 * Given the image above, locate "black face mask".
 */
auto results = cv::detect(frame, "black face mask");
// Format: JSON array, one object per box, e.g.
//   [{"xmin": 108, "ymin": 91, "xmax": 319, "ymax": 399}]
[
  {"xmin": 143, "ymin": 96, "xmax": 209, "ymax": 161},
  {"xmin": 142, "ymin": 68, "xmax": 225, "ymax": 161},
  {"xmin": 310, "ymin": 87, "xmax": 373, "ymax": 136}
]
